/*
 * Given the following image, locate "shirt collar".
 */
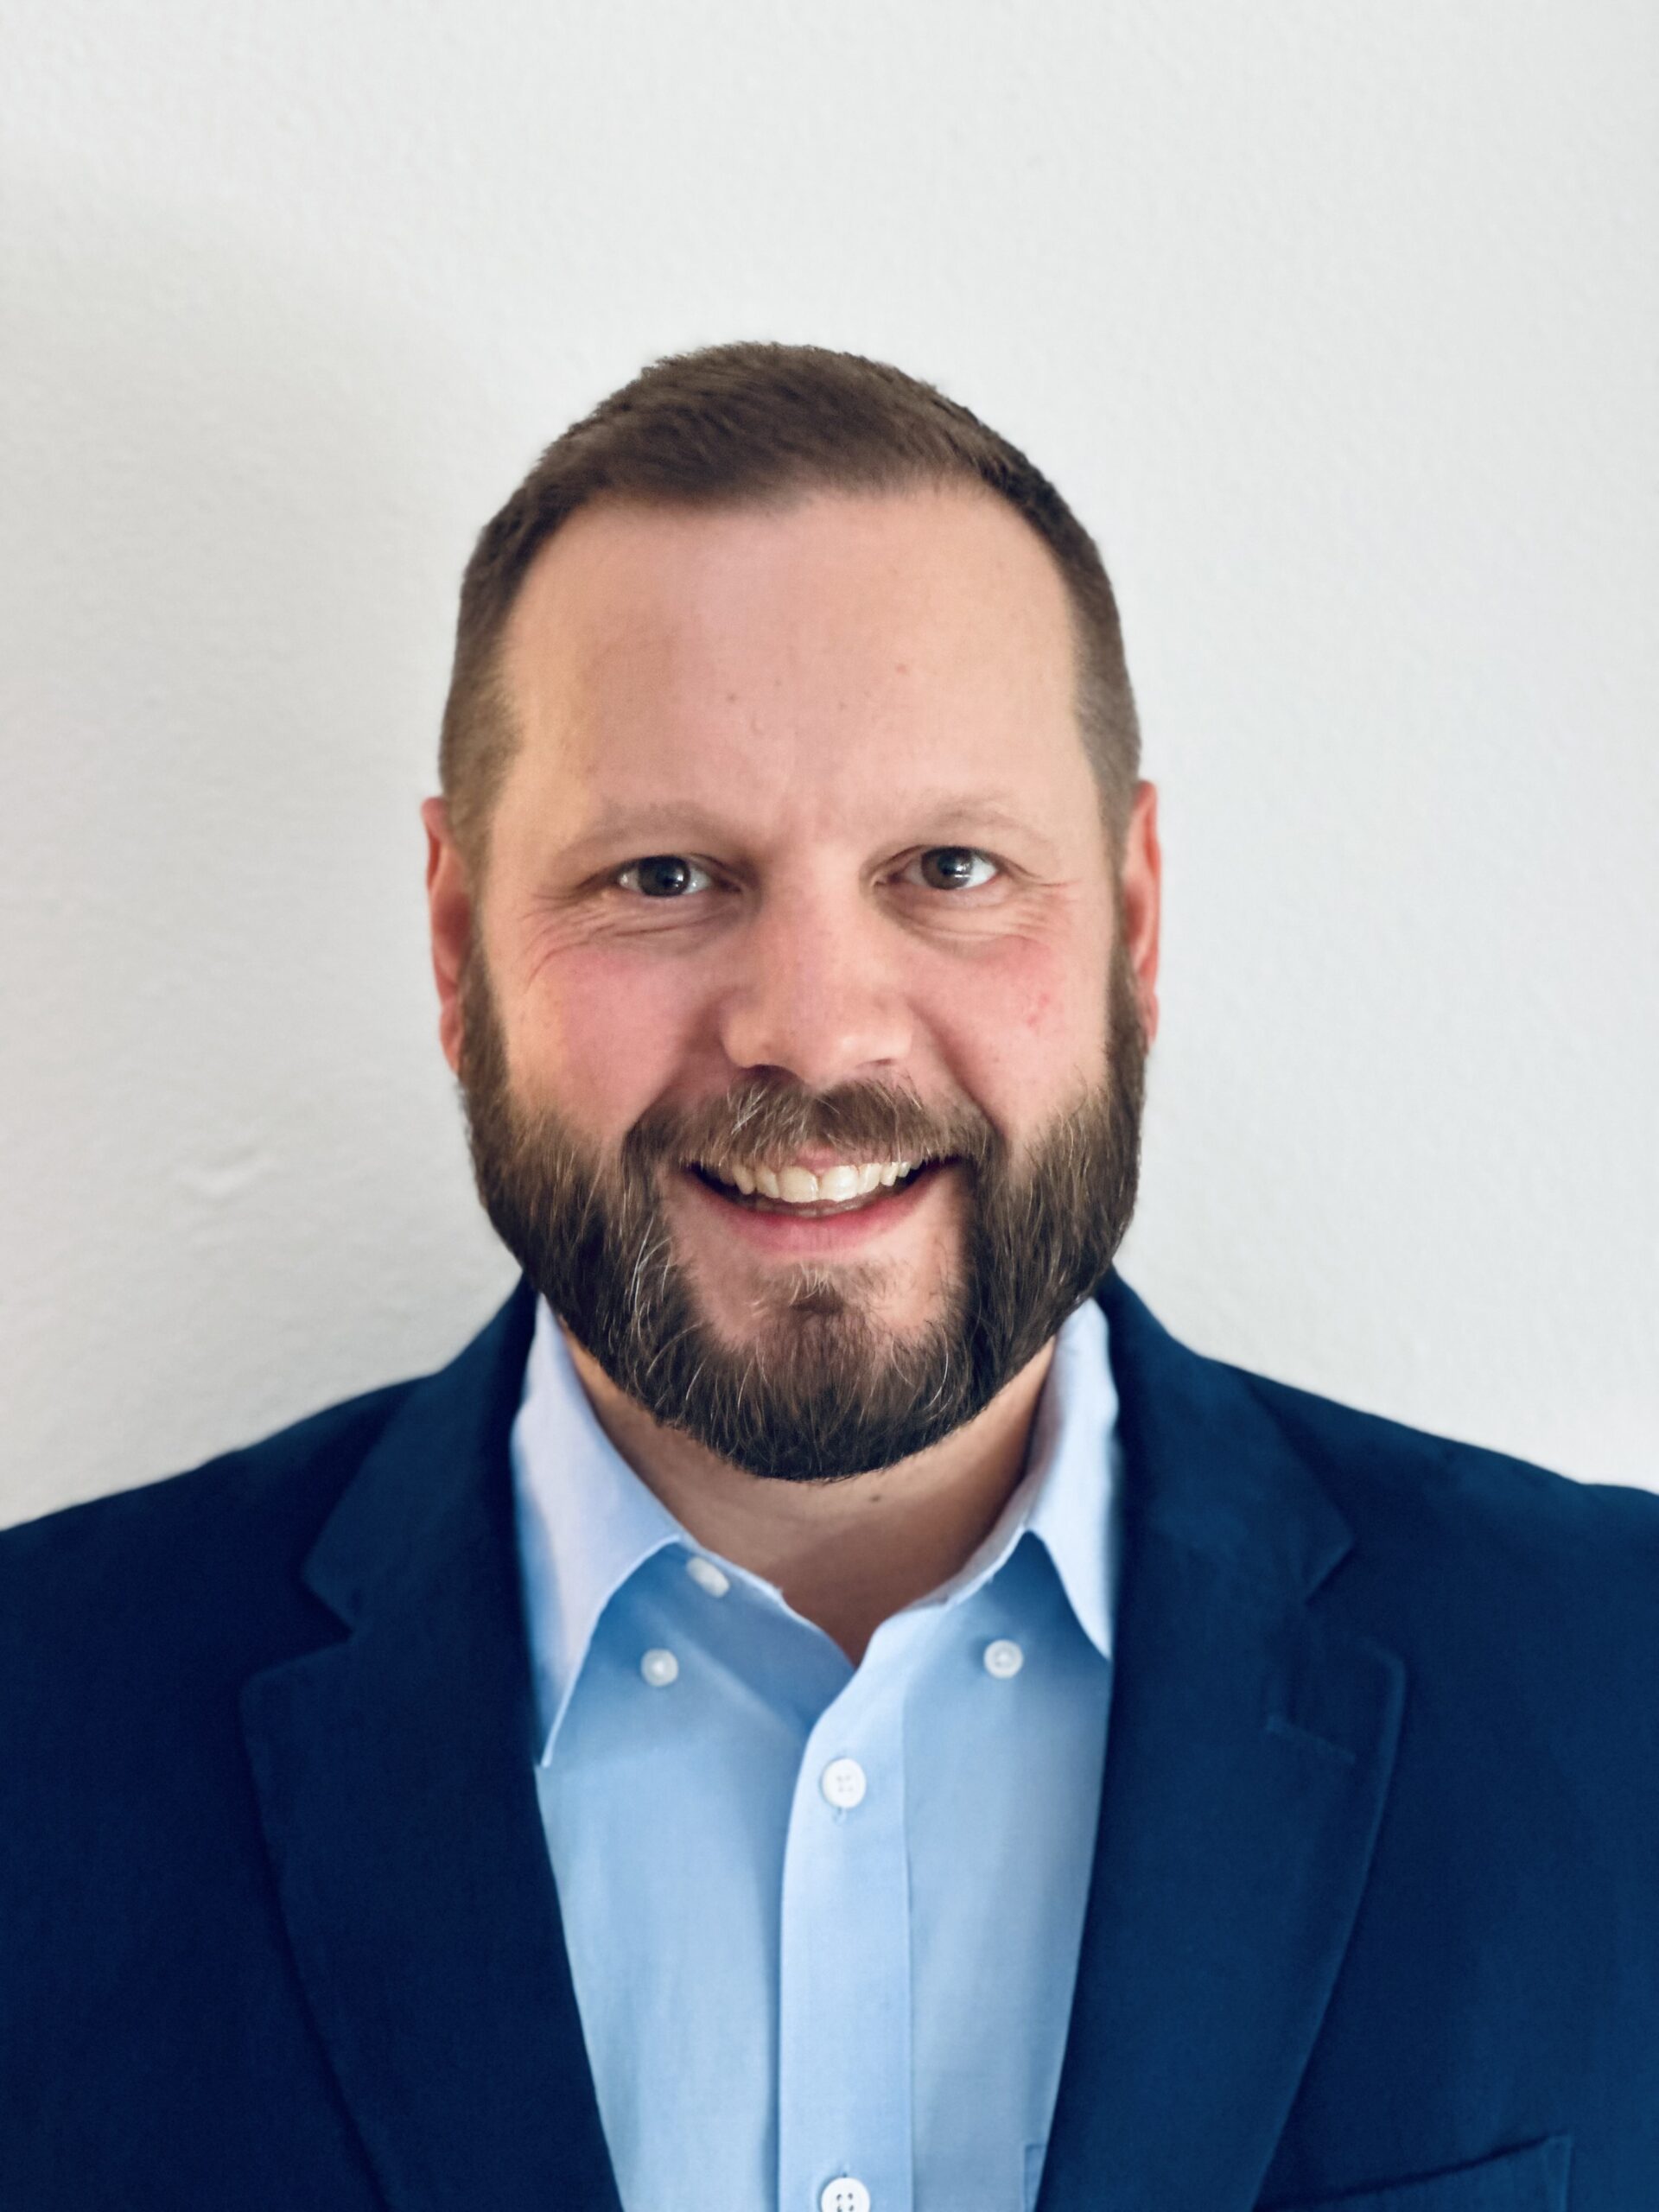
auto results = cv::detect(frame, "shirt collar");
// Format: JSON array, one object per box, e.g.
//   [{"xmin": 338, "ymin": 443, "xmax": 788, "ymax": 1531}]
[
  {"xmin": 876, "ymin": 1292, "xmax": 1117, "ymax": 1658},
  {"xmin": 512, "ymin": 1294, "xmax": 1119, "ymax": 1764},
  {"xmin": 512, "ymin": 1300, "xmax": 688, "ymax": 1763},
  {"xmin": 1019, "ymin": 1292, "xmax": 1118, "ymax": 1660}
]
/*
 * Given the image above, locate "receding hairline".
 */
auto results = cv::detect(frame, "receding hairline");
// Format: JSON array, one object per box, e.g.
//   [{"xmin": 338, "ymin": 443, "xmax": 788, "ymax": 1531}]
[{"xmin": 499, "ymin": 474, "xmax": 1084, "ymax": 675}]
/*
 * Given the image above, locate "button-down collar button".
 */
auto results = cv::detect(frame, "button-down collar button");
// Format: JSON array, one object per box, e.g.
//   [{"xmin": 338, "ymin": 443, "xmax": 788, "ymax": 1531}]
[
  {"xmin": 819, "ymin": 1756, "xmax": 868, "ymax": 1810},
  {"xmin": 820, "ymin": 2180, "xmax": 871, "ymax": 2212},
  {"xmin": 983, "ymin": 1637, "xmax": 1025, "ymax": 1679},
  {"xmin": 639, "ymin": 1648, "xmax": 679, "ymax": 1688},
  {"xmin": 684, "ymin": 1555, "xmax": 730, "ymax": 1598}
]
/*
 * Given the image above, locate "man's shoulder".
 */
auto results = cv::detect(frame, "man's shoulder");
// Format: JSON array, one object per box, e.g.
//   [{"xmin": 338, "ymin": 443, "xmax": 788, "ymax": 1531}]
[
  {"xmin": 1242, "ymin": 1356, "xmax": 1656, "ymax": 1541},
  {"xmin": 0, "ymin": 1376, "xmax": 416, "ymax": 1663},
  {"xmin": 1229, "ymin": 1356, "xmax": 1659, "ymax": 1661},
  {"xmin": 1104, "ymin": 1278, "xmax": 1658, "ymax": 1594}
]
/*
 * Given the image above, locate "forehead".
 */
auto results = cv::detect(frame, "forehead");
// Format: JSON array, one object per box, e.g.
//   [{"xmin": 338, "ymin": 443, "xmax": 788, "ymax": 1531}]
[{"xmin": 496, "ymin": 484, "xmax": 1088, "ymax": 830}]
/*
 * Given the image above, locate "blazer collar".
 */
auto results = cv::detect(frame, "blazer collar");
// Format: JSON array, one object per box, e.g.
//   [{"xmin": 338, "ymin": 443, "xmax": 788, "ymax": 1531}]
[
  {"xmin": 244, "ymin": 1269, "xmax": 1402, "ymax": 2212},
  {"xmin": 1096, "ymin": 1271, "xmax": 1356, "ymax": 1602},
  {"xmin": 289, "ymin": 1265, "xmax": 1354, "ymax": 1663},
  {"xmin": 296, "ymin": 1269, "xmax": 538, "ymax": 1635}
]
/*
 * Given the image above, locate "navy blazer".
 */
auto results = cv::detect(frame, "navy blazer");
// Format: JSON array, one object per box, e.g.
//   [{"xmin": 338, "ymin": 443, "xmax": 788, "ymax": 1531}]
[{"xmin": 3, "ymin": 1274, "xmax": 1656, "ymax": 2210}]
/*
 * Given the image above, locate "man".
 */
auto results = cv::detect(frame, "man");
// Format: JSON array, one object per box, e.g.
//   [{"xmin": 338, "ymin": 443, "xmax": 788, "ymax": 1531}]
[{"xmin": 2, "ymin": 343, "xmax": 1654, "ymax": 2212}]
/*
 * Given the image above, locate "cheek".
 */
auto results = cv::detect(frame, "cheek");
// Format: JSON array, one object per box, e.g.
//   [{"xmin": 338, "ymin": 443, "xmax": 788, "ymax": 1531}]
[
  {"xmin": 926, "ymin": 935, "xmax": 1109, "ymax": 1119},
  {"xmin": 511, "ymin": 947, "xmax": 712, "ymax": 1138}
]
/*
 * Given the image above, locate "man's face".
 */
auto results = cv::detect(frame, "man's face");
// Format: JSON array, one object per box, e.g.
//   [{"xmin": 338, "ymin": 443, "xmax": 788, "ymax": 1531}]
[{"xmin": 427, "ymin": 486, "xmax": 1160, "ymax": 1478}]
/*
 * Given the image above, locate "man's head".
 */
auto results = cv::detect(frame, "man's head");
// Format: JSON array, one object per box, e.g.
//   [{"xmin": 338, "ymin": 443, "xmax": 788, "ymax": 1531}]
[{"xmin": 423, "ymin": 344, "xmax": 1161, "ymax": 1480}]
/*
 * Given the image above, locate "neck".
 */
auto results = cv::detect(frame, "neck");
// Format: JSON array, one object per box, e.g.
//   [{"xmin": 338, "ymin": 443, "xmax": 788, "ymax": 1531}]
[{"xmin": 561, "ymin": 1329, "xmax": 1058, "ymax": 1666}]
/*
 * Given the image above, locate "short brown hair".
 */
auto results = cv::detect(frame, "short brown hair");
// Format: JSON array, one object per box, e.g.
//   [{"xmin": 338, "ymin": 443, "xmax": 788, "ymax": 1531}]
[{"xmin": 438, "ymin": 341, "xmax": 1141, "ymax": 877}]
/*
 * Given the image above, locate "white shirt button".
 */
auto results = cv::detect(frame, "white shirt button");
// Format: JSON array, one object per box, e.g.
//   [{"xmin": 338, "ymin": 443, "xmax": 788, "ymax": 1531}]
[
  {"xmin": 820, "ymin": 1756, "xmax": 868, "ymax": 1809},
  {"xmin": 820, "ymin": 2180, "xmax": 871, "ymax": 2212},
  {"xmin": 684, "ymin": 1555, "xmax": 730, "ymax": 1598},
  {"xmin": 639, "ymin": 1648, "xmax": 679, "ymax": 1688},
  {"xmin": 983, "ymin": 1637, "xmax": 1025, "ymax": 1679}
]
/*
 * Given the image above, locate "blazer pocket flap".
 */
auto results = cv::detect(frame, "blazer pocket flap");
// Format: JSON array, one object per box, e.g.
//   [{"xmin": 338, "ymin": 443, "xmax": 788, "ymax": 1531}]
[{"xmin": 1269, "ymin": 2133, "xmax": 1573, "ymax": 2212}]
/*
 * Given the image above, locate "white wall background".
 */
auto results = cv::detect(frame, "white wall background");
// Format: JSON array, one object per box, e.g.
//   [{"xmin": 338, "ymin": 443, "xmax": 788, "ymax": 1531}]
[{"xmin": 3, "ymin": 0, "xmax": 1655, "ymax": 1525}]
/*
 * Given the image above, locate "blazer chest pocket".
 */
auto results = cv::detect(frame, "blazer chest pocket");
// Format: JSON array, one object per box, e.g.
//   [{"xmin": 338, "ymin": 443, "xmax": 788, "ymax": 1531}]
[{"xmin": 1267, "ymin": 2133, "xmax": 1572, "ymax": 2212}]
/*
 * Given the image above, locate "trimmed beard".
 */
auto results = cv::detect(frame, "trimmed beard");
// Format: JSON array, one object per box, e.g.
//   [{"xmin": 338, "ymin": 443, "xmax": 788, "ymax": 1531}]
[{"xmin": 457, "ymin": 944, "xmax": 1146, "ymax": 1482}]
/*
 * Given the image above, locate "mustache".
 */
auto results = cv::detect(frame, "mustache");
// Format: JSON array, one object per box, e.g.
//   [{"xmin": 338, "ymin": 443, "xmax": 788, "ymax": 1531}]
[{"xmin": 620, "ymin": 1077, "xmax": 1003, "ymax": 1179}]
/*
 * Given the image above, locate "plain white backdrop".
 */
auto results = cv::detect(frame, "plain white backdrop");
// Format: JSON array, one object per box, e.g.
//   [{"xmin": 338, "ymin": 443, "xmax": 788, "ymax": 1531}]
[{"xmin": 3, "ymin": 0, "xmax": 1655, "ymax": 1524}]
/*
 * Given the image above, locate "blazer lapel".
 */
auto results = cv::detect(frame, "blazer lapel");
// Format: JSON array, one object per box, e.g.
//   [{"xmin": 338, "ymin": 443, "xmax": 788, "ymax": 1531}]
[
  {"xmin": 240, "ymin": 1277, "xmax": 622, "ymax": 2212},
  {"xmin": 1036, "ymin": 1280, "xmax": 1408, "ymax": 2212}
]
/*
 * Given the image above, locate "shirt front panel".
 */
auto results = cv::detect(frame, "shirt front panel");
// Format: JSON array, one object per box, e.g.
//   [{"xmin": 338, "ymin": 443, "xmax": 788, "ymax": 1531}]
[{"xmin": 514, "ymin": 1297, "xmax": 1120, "ymax": 2212}]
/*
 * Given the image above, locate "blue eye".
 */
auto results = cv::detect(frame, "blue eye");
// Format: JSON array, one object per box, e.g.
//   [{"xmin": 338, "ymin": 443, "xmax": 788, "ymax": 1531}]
[
  {"xmin": 617, "ymin": 855, "xmax": 713, "ymax": 899},
  {"xmin": 906, "ymin": 848, "xmax": 999, "ymax": 891}
]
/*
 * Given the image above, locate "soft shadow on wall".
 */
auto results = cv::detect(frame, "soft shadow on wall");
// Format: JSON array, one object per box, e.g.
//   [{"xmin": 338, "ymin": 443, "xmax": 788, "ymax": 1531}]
[{"xmin": 0, "ymin": 157, "xmax": 513, "ymax": 1525}]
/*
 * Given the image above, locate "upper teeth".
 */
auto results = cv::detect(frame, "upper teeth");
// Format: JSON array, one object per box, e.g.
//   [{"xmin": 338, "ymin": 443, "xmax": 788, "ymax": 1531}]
[{"xmin": 707, "ymin": 1160, "xmax": 916, "ymax": 1203}]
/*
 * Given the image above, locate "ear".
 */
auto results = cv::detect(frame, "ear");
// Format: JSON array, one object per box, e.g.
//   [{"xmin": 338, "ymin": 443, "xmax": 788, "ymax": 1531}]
[
  {"xmin": 1119, "ymin": 780, "xmax": 1162, "ymax": 1046},
  {"xmin": 421, "ymin": 797, "xmax": 472, "ymax": 1077}
]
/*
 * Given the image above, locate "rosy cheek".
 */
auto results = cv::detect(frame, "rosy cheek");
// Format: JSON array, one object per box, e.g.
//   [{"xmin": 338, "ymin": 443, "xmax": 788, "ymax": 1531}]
[
  {"xmin": 521, "ymin": 950, "xmax": 702, "ymax": 1131},
  {"xmin": 987, "ymin": 940, "xmax": 1079, "ymax": 1034},
  {"xmin": 930, "ymin": 939, "xmax": 1089, "ymax": 1096}
]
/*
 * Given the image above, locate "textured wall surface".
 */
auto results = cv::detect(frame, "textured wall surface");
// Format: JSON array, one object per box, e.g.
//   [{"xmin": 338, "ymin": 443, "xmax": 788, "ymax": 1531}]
[{"xmin": 3, "ymin": 0, "xmax": 1655, "ymax": 1523}]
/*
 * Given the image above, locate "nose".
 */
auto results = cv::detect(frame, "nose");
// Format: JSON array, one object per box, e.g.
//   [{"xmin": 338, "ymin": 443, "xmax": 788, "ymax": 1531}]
[{"xmin": 715, "ymin": 881, "xmax": 913, "ymax": 1089}]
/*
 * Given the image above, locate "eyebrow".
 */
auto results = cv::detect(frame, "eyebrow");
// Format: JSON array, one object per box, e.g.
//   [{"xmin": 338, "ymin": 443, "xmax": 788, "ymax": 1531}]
[
  {"xmin": 557, "ymin": 802, "xmax": 755, "ymax": 853},
  {"xmin": 906, "ymin": 796, "xmax": 1055, "ymax": 845}
]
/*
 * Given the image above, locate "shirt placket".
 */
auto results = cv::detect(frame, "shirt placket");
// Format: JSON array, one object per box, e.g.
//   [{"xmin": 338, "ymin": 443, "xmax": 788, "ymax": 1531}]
[{"xmin": 777, "ymin": 1626, "xmax": 918, "ymax": 2212}]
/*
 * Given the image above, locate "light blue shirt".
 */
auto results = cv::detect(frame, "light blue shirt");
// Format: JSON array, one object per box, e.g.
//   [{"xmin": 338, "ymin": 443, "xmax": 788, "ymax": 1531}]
[{"xmin": 511, "ymin": 1294, "xmax": 1122, "ymax": 2212}]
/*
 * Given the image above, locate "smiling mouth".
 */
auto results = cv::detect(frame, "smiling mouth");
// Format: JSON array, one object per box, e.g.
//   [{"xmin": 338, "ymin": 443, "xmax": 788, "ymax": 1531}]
[{"xmin": 687, "ymin": 1157, "xmax": 941, "ymax": 1217}]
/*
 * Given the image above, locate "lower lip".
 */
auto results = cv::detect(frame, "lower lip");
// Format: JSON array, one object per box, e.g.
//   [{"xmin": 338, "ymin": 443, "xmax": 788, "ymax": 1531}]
[{"xmin": 675, "ymin": 1163, "xmax": 949, "ymax": 1255}]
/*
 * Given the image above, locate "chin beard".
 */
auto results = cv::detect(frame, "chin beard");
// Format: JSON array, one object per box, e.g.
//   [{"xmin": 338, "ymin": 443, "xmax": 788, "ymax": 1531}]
[{"xmin": 456, "ymin": 948, "xmax": 1146, "ymax": 1482}]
